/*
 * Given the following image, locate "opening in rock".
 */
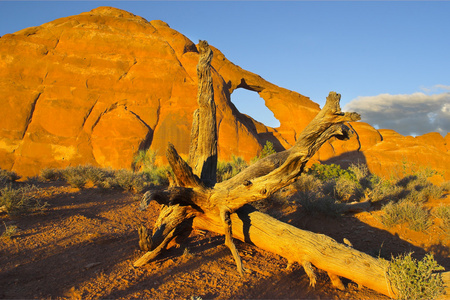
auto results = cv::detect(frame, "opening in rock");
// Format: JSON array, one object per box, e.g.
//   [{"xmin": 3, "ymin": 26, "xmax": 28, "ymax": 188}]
[{"xmin": 231, "ymin": 88, "xmax": 280, "ymax": 128}]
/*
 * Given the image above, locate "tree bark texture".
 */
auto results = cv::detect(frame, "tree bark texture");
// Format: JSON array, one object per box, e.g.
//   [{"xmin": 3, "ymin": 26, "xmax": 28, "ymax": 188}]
[
  {"xmin": 135, "ymin": 41, "xmax": 449, "ymax": 299},
  {"xmin": 188, "ymin": 40, "xmax": 217, "ymax": 187}
]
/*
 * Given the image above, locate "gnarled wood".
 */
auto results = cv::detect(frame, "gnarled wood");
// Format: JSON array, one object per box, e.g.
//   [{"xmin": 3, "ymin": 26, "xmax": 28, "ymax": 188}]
[
  {"xmin": 192, "ymin": 205, "xmax": 396, "ymax": 297},
  {"xmin": 188, "ymin": 40, "xmax": 217, "ymax": 187},
  {"xmin": 134, "ymin": 40, "xmax": 449, "ymax": 299}
]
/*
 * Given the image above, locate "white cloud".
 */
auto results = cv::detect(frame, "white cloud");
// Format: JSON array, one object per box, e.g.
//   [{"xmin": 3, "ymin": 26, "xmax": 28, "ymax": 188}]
[
  {"xmin": 420, "ymin": 84, "xmax": 450, "ymax": 93},
  {"xmin": 344, "ymin": 91, "xmax": 450, "ymax": 137}
]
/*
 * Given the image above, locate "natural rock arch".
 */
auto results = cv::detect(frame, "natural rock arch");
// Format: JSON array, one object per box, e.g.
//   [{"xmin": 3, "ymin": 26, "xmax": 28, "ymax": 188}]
[{"xmin": 231, "ymin": 88, "xmax": 281, "ymax": 129}]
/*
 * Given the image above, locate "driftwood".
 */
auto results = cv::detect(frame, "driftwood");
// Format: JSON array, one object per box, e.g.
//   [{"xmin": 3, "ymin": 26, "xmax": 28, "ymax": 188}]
[{"xmin": 135, "ymin": 40, "xmax": 449, "ymax": 299}]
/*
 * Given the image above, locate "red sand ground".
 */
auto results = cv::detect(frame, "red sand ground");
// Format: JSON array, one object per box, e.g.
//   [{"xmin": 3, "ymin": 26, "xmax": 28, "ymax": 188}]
[{"xmin": 1, "ymin": 181, "xmax": 449, "ymax": 299}]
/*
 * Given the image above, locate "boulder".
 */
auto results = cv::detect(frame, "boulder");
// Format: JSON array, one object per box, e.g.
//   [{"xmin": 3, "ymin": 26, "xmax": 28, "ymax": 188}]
[{"xmin": 0, "ymin": 6, "xmax": 449, "ymax": 180}]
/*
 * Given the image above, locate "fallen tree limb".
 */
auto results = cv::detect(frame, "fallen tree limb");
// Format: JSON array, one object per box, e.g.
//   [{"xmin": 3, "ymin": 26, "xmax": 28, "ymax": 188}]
[{"xmin": 193, "ymin": 205, "xmax": 395, "ymax": 297}]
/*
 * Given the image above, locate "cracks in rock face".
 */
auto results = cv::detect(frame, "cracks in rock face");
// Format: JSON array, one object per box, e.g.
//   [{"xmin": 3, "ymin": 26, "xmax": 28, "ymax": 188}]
[
  {"xmin": 81, "ymin": 96, "xmax": 100, "ymax": 130},
  {"xmin": 136, "ymin": 98, "xmax": 161, "ymax": 153},
  {"xmin": 21, "ymin": 92, "xmax": 42, "ymax": 139},
  {"xmin": 118, "ymin": 58, "xmax": 137, "ymax": 81},
  {"xmin": 346, "ymin": 122, "xmax": 361, "ymax": 152}
]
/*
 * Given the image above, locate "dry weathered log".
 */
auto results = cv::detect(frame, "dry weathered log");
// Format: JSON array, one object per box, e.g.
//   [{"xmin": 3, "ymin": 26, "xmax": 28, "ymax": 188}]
[{"xmin": 193, "ymin": 204, "xmax": 396, "ymax": 297}]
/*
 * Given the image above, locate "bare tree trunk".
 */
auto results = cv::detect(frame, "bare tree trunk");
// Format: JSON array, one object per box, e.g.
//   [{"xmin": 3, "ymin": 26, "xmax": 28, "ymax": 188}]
[
  {"xmin": 188, "ymin": 40, "xmax": 217, "ymax": 187},
  {"xmin": 135, "ymin": 41, "xmax": 449, "ymax": 299}
]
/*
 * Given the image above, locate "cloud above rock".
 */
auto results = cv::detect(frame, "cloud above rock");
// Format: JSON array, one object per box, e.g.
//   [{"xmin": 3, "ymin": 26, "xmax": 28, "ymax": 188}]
[{"xmin": 344, "ymin": 88, "xmax": 450, "ymax": 137}]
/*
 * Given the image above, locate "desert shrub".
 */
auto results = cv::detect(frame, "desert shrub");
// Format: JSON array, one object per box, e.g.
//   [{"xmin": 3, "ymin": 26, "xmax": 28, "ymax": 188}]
[
  {"xmin": 133, "ymin": 150, "xmax": 157, "ymax": 172},
  {"xmin": 82, "ymin": 165, "xmax": 112, "ymax": 185},
  {"xmin": 292, "ymin": 175, "xmax": 342, "ymax": 216},
  {"xmin": 41, "ymin": 163, "xmax": 168, "ymax": 191},
  {"xmin": 388, "ymin": 252, "xmax": 444, "ymax": 300},
  {"xmin": 307, "ymin": 164, "xmax": 366, "ymax": 202},
  {"xmin": 0, "ymin": 185, "xmax": 47, "ymax": 216},
  {"xmin": 369, "ymin": 176, "xmax": 401, "ymax": 203},
  {"xmin": 258, "ymin": 141, "xmax": 276, "ymax": 159},
  {"xmin": 217, "ymin": 155, "xmax": 248, "ymax": 182},
  {"xmin": 296, "ymin": 190, "xmax": 343, "ymax": 217},
  {"xmin": 333, "ymin": 176, "xmax": 362, "ymax": 201},
  {"xmin": 1, "ymin": 222, "xmax": 18, "ymax": 239},
  {"xmin": 395, "ymin": 173, "xmax": 446, "ymax": 204},
  {"xmin": 133, "ymin": 150, "xmax": 169, "ymax": 186},
  {"xmin": 61, "ymin": 166, "xmax": 90, "ymax": 188},
  {"xmin": 40, "ymin": 168, "xmax": 63, "ymax": 181},
  {"xmin": 441, "ymin": 180, "xmax": 450, "ymax": 192},
  {"xmin": 110, "ymin": 169, "xmax": 149, "ymax": 193},
  {"xmin": 251, "ymin": 141, "xmax": 276, "ymax": 164},
  {"xmin": 142, "ymin": 167, "xmax": 170, "ymax": 186},
  {"xmin": 307, "ymin": 163, "xmax": 357, "ymax": 182},
  {"xmin": 433, "ymin": 205, "xmax": 450, "ymax": 238},
  {"xmin": 0, "ymin": 169, "xmax": 20, "ymax": 187},
  {"xmin": 380, "ymin": 200, "xmax": 431, "ymax": 231},
  {"xmin": 348, "ymin": 163, "xmax": 369, "ymax": 182},
  {"xmin": 294, "ymin": 173, "xmax": 322, "ymax": 193}
]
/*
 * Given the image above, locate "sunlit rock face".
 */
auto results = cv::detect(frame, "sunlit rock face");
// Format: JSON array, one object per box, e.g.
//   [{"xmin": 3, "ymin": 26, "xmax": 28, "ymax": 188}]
[{"xmin": 0, "ymin": 6, "xmax": 449, "ymax": 179}]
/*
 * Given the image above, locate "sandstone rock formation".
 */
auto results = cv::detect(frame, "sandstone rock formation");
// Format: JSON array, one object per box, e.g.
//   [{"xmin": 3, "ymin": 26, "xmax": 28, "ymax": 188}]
[{"xmin": 0, "ymin": 6, "xmax": 449, "ymax": 180}]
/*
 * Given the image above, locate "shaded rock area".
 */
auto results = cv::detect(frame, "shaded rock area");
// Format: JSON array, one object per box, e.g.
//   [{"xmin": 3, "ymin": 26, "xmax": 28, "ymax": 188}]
[{"xmin": 1, "ymin": 6, "xmax": 449, "ymax": 179}]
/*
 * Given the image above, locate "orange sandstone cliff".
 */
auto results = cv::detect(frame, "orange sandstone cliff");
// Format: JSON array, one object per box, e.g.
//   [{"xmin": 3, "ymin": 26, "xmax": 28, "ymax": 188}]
[{"xmin": 0, "ymin": 7, "xmax": 449, "ymax": 179}]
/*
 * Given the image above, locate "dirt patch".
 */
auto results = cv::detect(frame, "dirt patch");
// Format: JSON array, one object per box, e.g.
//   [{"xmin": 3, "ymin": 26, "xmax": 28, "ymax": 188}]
[{"xmin": 1, "ymin": 182, "xmax": 448, "ymax": 299}]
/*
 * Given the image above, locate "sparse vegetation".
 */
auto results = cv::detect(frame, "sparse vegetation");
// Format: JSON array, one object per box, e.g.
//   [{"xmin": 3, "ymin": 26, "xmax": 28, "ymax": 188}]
[
  {"xmin": 433, "ymin": 205, "xmax": 450, "ymax": 238},
  {"xmin": 251, "ymin": 141, "xmax": 276, "ymax": 163},
  {"xmin": 109, "ymin": 169, "xmax": 149, "ymax": 193},
  {"xmin": 0, "ymin": 169, "xmax": 20, "ymax": 187},
  {"xmin": 40, "ymin": 162, "xmax": 169, "ymax": 193},
  {"xmin": 388, "ymin": 252, "xmax": 445, "ymax": 300},
  {"xmin": 293, "ymin": 174, "xmax": 343, "ymax": 217},
  {"xmin": 0, "ymin": 185, "xmax": 47, "ymax": 216},
  {"xmin": 380, "ymin": 200, "xmax": 431, "ymax": 231},
  {"xmin": 40, "ymin": 167, "xmax": 63, "ymax": 181},
  {"xmin": 296, "ymin": 162, "xmax": 449, "ymax": 230},
  {"xmin": 216, "ymin": 141, "xmax": 277, "ymax": 183},
  {"xmin": 217, "ymin": 155, "xmax": 248, "ymax": 182},
  {"xmin": 133, "ymin": 150, "xmax": 169, "ymax": 186},
  {"xmin": 1, "ymin": 222, "xmax": 18, "ymax": 239}
]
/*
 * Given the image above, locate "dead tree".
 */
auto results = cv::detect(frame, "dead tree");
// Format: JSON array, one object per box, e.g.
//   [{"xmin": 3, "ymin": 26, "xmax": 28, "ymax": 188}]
[{"xmin": 135, "ymin": 41, "xmax": 449, "ymax": 299}]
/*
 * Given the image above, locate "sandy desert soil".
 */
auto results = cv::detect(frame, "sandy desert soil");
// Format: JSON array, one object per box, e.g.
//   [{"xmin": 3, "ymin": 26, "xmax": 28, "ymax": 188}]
[{"xmin": 1, "ymin": 180, "xmax": 449, "ymax": 299}]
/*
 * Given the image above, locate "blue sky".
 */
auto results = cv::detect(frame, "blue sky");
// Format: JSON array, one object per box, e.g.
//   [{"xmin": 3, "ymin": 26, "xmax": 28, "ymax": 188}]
[{"xmin": 1, "ymin": 1, "xmax": 449, "ymax": 136}]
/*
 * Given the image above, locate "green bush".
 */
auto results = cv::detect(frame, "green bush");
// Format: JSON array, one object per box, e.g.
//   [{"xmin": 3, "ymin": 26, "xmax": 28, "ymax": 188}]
[
  {"xmin": 307, "ymin": 163, "xmax": 358, "ymax": 182},
  {"xmin": 293, "ymin": 173, "xmax": 322, "ymax": 193},
  {"xmin": 0, "ymin": 185, "xmax": 47, "ymax": 216},
  {"xmin": 109, "ymin": 169, "xmax": 150, "ymax": 193},
  {"xmin": 61, "ymin": 166, "xmax": 90, "ymax": 188},
  {"xmin": 0, "ymin": 169, "xmax": 20, "ymax": 187},
  {"xmin": 293, "ymin": 175, "xmax": 343, "ymax": 216},
  {"xmin": 1, "ymin": 222, "xmax": 18, "ymax": 239},
  {"xmin": 433, "ymin": 205, "xmax": 450, "ymax": 238},
  {"xmin": 369, "ymin": 177, "xmax": 401, "ymax": 203},
  {"xmin": 388, "ymin": 252, "xmax": 444, "ymax": 300},
  {"xmin": 217, "ymin": 155, "xmax": 248, "ymax": 182},
  {"xmin": 133, "ymin": 150, "xmax": 169, "ymax": 186},
  {"xmin": 251, "ymin": 141, "xmax": 276, "ymax": 164},
  {"xmin": 40, "ymin": 164, "xmax": 169, "ymax": 192},
  {"xmin": 258, "ymin": 141, "xmax": 276, "ymax": 159},
  {"xmin": 133, "ymin": 150, "xmax": 157, "ymax": 172},
  {"xmin": 296, "ymin": 191, "xmax": 343, "ymax": 217},
  {"xmin": 380, "ymin": 200, "xmax": 431, "ymax": 231},
  {"xmin": 40, "ymin": 168, "xmax": 63, "ymax": 181},
  {"xmin": 141, "ymin": 166, "xmax": 169, "ymax": 186}
]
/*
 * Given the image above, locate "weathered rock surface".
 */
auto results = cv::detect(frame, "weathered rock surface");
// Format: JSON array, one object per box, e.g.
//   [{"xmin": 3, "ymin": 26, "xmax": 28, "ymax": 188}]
[{"xmin": 0, "ymin": 6, "xmax": 449, "ymax": 180}]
